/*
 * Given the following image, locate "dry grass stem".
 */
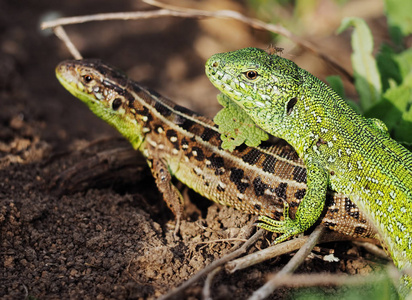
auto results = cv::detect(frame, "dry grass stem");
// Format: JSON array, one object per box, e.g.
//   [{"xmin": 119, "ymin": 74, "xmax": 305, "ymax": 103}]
[{"xmin": 52, "ymin": 26, "xmax": 82, "ymax": 59}]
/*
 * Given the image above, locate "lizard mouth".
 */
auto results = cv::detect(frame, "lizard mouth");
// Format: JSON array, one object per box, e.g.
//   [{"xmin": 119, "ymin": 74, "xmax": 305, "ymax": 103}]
[
  {"xmin": 205, "ymin": 56, "xmax": 245, "ymax": 101},
  {"xmin": 56, "ymin": 62, "xmax": 92, "ymax": 103}
]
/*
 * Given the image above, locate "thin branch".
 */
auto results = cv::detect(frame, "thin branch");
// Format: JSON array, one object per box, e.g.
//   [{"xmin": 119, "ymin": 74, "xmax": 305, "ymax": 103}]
[
  {"xmin": 248, "ymin": 225, "xmax": 325, "ymax": 300},
  {"xmin": 53, "ymin": 26, "xmax": 82, "ymax": 59},
  {"xmin": 260, "ymin": 272, "xmax": 388, "ymax": 288},
  {"xmin": 353, "ymin": 241, "xmax": 390, "ymax": 260},
  {"xmin": 191, "ymin": 238, "xmax": 248, "ymax": 245},
  {"xmin": 226, "ymin": 235, "xmax": 310, "ymax": 273},
  {"xmin": 41, "ymin": 9, "xmax": 200, "ymax": 29}
]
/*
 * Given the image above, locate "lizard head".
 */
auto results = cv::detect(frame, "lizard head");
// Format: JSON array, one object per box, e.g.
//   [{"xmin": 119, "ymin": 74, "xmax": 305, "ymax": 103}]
[
  {"xmin": 205, "ymin": 47, "xmax": 302, "ymax": 115},
  {"xmin": 56, "ymin": 59, "xmax": 144, "ymax": 149},
  {"xmin": 56, "ymin": 59, "xmax": 129, "ymax": 113}
]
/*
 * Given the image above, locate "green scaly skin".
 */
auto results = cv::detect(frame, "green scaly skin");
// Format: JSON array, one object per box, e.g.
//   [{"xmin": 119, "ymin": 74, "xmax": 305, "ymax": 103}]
[{"xmin": 205, "ymin": 47, "xmax": 412, "ymax": 295}]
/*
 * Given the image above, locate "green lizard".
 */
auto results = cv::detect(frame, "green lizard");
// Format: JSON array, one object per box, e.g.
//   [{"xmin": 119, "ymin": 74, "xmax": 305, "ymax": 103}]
[{"xmin": 205, "ymin": 47, "xmax": 412, "ymax": 294}]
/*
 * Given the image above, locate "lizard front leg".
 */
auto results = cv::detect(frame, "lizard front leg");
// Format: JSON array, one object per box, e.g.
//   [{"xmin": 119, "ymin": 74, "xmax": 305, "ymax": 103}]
[
  {"xmin": 257, "ymin": 158, "xmax": 329, "ymax": 244},
  {"xmin": 149, "ymin": 157, "xmax": 184, "ymax": 239}
]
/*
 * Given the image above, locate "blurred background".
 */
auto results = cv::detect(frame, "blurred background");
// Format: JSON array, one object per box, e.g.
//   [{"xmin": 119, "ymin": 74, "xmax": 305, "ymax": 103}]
[{"xmin": 1, "ymin": 0, "xmax": 388, "ymax": 150}]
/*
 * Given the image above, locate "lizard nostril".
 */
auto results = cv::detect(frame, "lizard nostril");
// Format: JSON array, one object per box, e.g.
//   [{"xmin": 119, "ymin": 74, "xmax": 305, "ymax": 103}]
[{"xmin": 212, "ymin": 61, "xmax": 219, "ymax": 68}]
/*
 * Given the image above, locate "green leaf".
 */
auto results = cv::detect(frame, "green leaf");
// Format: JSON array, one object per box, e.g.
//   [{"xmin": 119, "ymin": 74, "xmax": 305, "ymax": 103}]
[
  {"xmin": 213, "ymin": 93, "xmax": 269, "ymax": 151},
  {"xmin": 384, "ymin": 0, "xmax": 412, "ymax": 43},
  {"xmin": 392, "ymin": 74, "xmax": 412, "ymax": 145},
  {"xmin": 377, "ymin": 45, "xmax": 412, "ymax": 92},
  {"xmin": 376, "ymin": 44, "xmax": 402, "ymax": 92},
  {"xmin": 365, "ymin": 73, "xmax": 412, "ymax": 146},
  {"xmin": 337, "ymin": 17, "xmax": 381, "ymax": 111},
  {"xmin": 394, "ymin": 47, "xmax": 412, "ymax": 80}
]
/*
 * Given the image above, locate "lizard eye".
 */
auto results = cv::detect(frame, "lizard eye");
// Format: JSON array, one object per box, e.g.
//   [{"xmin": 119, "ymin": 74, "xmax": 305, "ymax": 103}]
[
  {"xmin": 245, "ymin": 70, "xmax": 258, "ymax": 80},
  {"xmin": 82, "ymin": 75, "xmax": 93, "ymax": 83},
  {"xmin": 112, "ymin": 98, "xmax": 122, "ymax": 110}
]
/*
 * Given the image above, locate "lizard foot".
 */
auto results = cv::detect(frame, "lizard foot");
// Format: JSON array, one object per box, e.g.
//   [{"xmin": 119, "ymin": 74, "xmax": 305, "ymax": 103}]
[{"xmin": 256, "ymin": 202, "xmax": 304, "ymax": 244}]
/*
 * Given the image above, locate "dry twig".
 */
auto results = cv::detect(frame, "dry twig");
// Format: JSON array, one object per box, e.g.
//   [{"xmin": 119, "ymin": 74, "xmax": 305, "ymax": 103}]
[
  {"xmin": 52, "ymin": 26, "xmax": 82, "ymax": 59},
  {"xmin": 249, "ymin": 225, "xmax": 325, "ymax": 300}
]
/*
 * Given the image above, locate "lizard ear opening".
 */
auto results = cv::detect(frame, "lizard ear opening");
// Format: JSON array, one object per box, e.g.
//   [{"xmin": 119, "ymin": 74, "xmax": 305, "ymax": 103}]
[{"xmin": 286, "ymin": 97, "xmax": 297, "ymax": 115}]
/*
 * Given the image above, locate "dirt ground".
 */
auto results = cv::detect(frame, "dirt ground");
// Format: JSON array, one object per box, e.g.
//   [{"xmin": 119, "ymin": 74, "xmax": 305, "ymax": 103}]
[{"xmin": 1, "ymin": 1, "xmax": 391, "ymax": 299}]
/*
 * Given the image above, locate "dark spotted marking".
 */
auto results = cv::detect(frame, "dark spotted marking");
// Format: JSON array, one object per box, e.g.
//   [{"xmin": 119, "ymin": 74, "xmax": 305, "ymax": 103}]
[
  {"xmin": 217, "ymin": 184, "xmax": 225, "ymax": 192},
  {"xmin": 253, "ymin": 176, "xmax": 268, "ymax": 197},
  {"xmin": 344, "ymin": 197, "xmax": 359, "ymax": 219},
  {"xmin": 135, "ymin": 106, "xmax": 151, "ymax": 117},
  {"xmin": 229, "ymin": 168, "xmax": 250, "ymax": 193},
  {"xmin": 294, "ymin": 189, "xmax": 306, "ymax": 200},
  {"xmin": 292, "ymin": 166, "xmax": 307, "ymax": 183},
  {"xmin": 323, "ymin": 221, "xmax": 336, "ymax": 228},
  {"xmin": 289, "ymin": 201, "xmax": 299, "ymax": 208},
  {"xmin": 215, "ymin": 168, "xmax": 225, "ymax": 176},
  {"xmin": 200, "ymin": 127, "xmax": 219, "ymax": 142},
  {"xmin": 354, "ymin": 226, "xmax": 367, "ymax": 235},
  {"xmin": 128, "ymin": 98, "xmax": 135, "ymax": 108},
  {"xmin": 176, "ymin": 116, "xmax": 196, "ymax": 132},
  {"xmin": 112, "ymin": 98, "xmax": 122, "ymax": 110},
  {"xmin": 242, "ymin": 148, "xmax": 263, "ymax": 165},
  {"xmin": 207, "ymin": 154, "xmax": 225, "ymax": 170},
  {"xmin": 316, "ymin": 138, "xmax": 327, "ymax": 147},
  {"xmin": 274, "ymin": 211, "xmax": 283, "ymax": 219},
  {"xmin": 181, "ymin": 138, "xmax": 189, "ymax": 149},
  {"xmin": 191, "ymin": 147, "xmax": 204, "ymax": 161},
  {"xmin": 254, "ymin": 204, "xmax": 261, "ymax": 211},
  {"xmin": 154, "ymin": 125, "xmax": 164, "ymax": 134},
  {"xmin": 166, "ymin": 129, "xmax": 179, "ymax": 150},
  {"xmin": 274, "ymin": 182, "xmax": 288, "ymax": 199},
  {"xmin": 330, "ymin": 208, "xmax": 340, "ymax": 213},
  {"xmin": 262, "ymin": 154, "xmax": 278, "ymax": 174}
]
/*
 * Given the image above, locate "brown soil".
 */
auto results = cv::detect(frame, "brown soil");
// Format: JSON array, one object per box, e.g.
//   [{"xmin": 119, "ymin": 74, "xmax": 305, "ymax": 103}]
[{"xmin": 0, "ymin": 1, "xmax": 388, "ymax": 299}]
